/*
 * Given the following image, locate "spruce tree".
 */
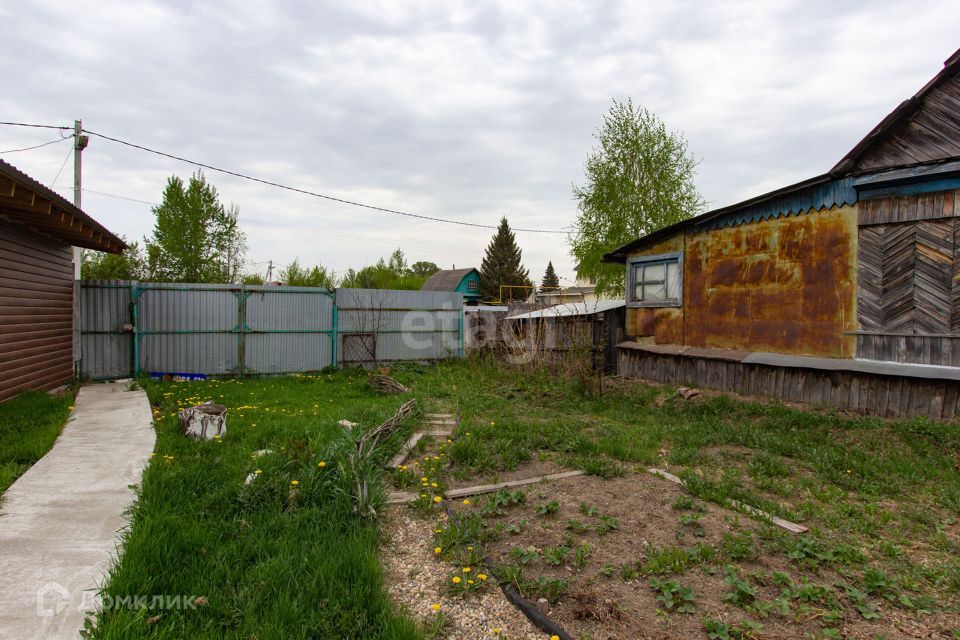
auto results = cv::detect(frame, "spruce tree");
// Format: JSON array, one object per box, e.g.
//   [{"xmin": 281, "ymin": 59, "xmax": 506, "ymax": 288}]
[
  {"xmin": 479, "ymin": 217, "xmax": 531, "ymax": 301},
  {"xmin": 540, "ymin": 261, "xmax": 560, "ymax": 292}
]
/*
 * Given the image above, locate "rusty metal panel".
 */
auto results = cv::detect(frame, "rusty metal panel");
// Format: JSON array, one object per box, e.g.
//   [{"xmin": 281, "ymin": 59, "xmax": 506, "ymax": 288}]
[
  {"xmin": 0, "ymin": 220, "xmax": 75, "ymax": 401},
  {"xmin": 626, "ymin": 205, "xmax": 858, "ymax": 358}
]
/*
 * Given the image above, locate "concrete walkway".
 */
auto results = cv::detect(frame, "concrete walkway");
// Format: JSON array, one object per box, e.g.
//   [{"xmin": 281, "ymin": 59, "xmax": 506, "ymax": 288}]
[{"xmin": 0, "ymin": 382, "xmax": 155, "ymax": 640}]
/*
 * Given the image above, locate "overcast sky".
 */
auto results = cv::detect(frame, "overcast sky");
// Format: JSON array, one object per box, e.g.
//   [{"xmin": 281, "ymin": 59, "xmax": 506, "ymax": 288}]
[{"xmin": 2, "ymin": 1, "xmax": 958, "ymax": 285}]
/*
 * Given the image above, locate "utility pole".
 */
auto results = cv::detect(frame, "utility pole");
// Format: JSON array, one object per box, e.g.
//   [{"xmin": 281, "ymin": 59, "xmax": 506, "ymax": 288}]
[
  {"xmin": 265, "ymin": 259, "xmax": 274, "ymax": 283},
  {"xmin": 72, "ymin": 119, "xmax": 89, "ymax": 279}
]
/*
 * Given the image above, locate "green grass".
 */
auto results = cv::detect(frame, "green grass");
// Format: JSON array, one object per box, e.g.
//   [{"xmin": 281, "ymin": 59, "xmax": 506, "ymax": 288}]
[
  {"xmin": 93, "ymin": 369, "xmax": 421, "ymax": 640},
  {"xmin": 95, "ymin": 358, "xmax": 960, "ymax": 637},
  {"xmin": 0, "ymin": 390, "xmax": 74, "ymax": 496},
  {"xmin": 406, "ymin": 358, "xmax": 960, "ymax": 618}
]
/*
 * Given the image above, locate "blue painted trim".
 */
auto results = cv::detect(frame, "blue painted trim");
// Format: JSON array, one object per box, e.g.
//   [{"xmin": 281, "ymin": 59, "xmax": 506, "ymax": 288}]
[
  {"xmin": 701, "ymin": 177, "xmax": 857, "ymax": 232},
  {"xmin": 857, "ymin": 176, "xmax": 960, "ymax": 200}
]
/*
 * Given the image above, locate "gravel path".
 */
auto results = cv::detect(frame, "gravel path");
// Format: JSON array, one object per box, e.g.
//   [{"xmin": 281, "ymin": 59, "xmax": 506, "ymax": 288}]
[{"xmin": 381, "ymin": 505, "xmax": 547, "ymax": 640}]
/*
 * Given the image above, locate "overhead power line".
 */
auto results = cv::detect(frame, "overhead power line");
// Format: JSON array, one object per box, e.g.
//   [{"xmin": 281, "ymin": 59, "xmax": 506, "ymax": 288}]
[
  {"xmin": 80, "ymin": 128, "xmax": 568, "ymax": 235},
  {"xmin": 0, "ymin": 137, "xmax": 70, "ymax": 154},
  {"xmin": 0, "ymin": 121, "xmax": 72, "ymax": 131}
]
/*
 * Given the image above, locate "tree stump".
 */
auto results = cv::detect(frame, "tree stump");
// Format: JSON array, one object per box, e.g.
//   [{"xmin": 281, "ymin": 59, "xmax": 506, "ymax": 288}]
[{"xmin": 179, "ymin": 402, "xmax": 228, "ymax": 440}]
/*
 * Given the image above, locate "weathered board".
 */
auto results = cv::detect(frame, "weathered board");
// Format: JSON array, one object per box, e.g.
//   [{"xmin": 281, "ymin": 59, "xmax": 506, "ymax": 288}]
[{"xmin": 619, "ymin": 345, "xmax": 960, "ymax": 420}]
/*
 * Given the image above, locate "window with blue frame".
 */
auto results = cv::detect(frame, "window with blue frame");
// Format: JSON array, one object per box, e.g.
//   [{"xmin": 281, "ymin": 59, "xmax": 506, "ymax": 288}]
[
  {"xmin": 466, "ymin": 279, "xmax": 479, "ymax": 292},
  {"xmin": 628, "ymin": 253, "xmax": 682, "ymax": 307}
]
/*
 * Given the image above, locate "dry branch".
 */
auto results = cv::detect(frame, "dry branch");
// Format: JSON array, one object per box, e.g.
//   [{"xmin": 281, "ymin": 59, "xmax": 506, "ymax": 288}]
[{"xmin": 368, "ymin": 374, "xmax": 409, "ymax": 395}]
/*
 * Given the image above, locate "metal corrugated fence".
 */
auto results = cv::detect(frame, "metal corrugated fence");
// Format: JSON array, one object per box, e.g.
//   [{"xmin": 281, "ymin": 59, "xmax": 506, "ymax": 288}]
[{"xmin": 78, "ymin": 281, "xmax": 462, "ymax": 379}]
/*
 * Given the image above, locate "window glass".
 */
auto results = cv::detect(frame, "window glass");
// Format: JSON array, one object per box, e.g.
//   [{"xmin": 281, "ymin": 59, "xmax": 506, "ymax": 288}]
[
  {"xmin": 631, "ymin": 256, "xmax": 681, "ymax": 304},
  {"xmin": 665, "ymin": 262, "xmax": 679, "ymax": 299}
]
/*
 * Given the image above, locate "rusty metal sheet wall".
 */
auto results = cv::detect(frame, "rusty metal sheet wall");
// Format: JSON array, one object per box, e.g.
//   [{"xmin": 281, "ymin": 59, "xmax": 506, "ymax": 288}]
[
  {"xmin": 626, "ymin": 205, "xmax": 858, "ymax": 358},
  {"xmin": 0, "ymin": 220, "xmax": 75, "ymax": 401}
]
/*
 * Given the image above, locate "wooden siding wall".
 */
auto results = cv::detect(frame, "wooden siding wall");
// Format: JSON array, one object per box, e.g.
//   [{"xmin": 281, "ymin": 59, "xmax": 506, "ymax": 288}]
[
  {"xmin": 852, "ymin": 73, "xmax": 960, "ymax": 173},
  {"xmin": 856, "ymin": 189, "xmax": 960, "ymax": 365},
  {"xmin": 0, "ymin": 220, "xmax": 74, "ymax": 402},
  {"xmin": 627, "ymin": 206, "xmax": 858, "ymax": 358},
  {"xmin": 619, "ymin": 348, "xmax": 960, "ymax": 421}
]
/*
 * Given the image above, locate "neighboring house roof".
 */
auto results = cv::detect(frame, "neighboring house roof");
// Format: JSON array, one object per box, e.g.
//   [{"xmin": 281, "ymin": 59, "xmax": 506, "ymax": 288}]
[
  {"xmin": 0, "ymin": 159, "xmax": 126, "ymax": 253},
  {"xmin": 604, "ymin": 47, "xmax": 960, "ymax": 264},
  {"xmin": 464, "ymin": 305, "xmax": 509, "ymax": 313},
  {"xmin": 421, "ymin": 268, "xmax": 478, "ymax": 292},
  {"xmin": 506, "ymin": 299, "xmax": 624, "ymax": 321}
]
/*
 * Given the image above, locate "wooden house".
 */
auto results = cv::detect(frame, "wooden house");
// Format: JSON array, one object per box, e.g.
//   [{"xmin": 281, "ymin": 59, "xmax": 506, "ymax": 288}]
[
  {"xmin": 604, "ymin": 48, "xmax": 960, "ymax": 419},
  {"xmin": 421, "ymin": 268, "xmax": 481, "ymax": 303},
  {"xmin": 0, "ymin": 159, "xmax": 125, "ymax": 402}
]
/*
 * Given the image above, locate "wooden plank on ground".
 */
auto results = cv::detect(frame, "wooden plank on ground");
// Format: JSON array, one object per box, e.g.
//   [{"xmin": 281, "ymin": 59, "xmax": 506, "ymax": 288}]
[
  {"xmin": 730, "ymin": 500, "xmax": 809, "ymax": 534},
  {"xmin": 444, "ymin": 471, "xmax": 587, "ymax": 498},
  {"xmin": 387, "ymin": 433, "xmax": 424, "ymax": 469},
  {"xmin": 646, "ymin": 468, "xmax": 808, "ymax": 534}
]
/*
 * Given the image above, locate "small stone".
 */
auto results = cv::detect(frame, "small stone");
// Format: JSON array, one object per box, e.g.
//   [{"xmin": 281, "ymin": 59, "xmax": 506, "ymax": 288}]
[{"xmin": 536, "ymin": 598, "xmax": 550, "ymax": 614}]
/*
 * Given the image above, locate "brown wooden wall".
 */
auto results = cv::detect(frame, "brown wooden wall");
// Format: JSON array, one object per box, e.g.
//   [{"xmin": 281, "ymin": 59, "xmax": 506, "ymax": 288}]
[
  {"xmin": 0, "ymin": 219, "xmax": 74, "ymax": 402},
  {"xmin": 627, "ymin": 205, "xmax": 858, "ymax": 358},
  {"xmin": 619, "ymin": 347, "xmax": 960, "ymax": 421},
  {"xmin": 856, "ymin": 189, "xmax": 960, "ymax": 365}
]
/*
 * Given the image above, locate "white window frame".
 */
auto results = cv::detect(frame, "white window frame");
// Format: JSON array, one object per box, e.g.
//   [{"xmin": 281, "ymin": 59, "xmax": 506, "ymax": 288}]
[{"xmin": 627, "ymin": 252, "xmax": 683, "ymax": 308}]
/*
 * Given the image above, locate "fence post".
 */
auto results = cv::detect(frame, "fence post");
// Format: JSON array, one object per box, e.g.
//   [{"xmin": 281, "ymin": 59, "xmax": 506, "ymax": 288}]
[
  {"xmin": 131, "ymin": 282, "xmax": 141, "ymax": 378},
  {"xmin": 235, "ymin": 286, "xmax": 252, "ymax": 376},
  {"xmin": 458, "ymin": 304, "xmax": 464, "ymax": 358},
  {"xmin": 331, "ymin": 295, "xmax": 339, "ymax": 368}
]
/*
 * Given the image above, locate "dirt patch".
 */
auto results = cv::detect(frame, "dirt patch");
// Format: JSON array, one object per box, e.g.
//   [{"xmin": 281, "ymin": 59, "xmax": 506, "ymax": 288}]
[{"xmin": 448, "ymin": 468, "xmax": 959, "ymax": 640}]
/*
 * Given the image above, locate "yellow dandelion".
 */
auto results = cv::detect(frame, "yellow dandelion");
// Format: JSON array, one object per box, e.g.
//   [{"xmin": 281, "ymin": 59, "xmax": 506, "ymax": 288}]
[
  {"xmin": 431, "ymin": 482, "xmax": 438, "ymax": 488},
  {"xmin": 492, "ymin": 628, "xmax": 501, "ymax": 634},
  {"xmin": 255, "ymin": 469, "xmax": 262, "ymax": 475},
  {"xmin": 431, "ymin": 603, "xmax": 441, "ymax": 612},
  {"xmin": 462, "ymin": 499, "xmax": 471, "ymax": 505},
  {"xmin": 433, "ymin": 496, "xmax": 442, "ymax": 503},
  {"xmin": 478, "ymin": 574, "xmax": 488, "ymax": 581},
  {"xmin": 434, "ymin": 547, "xmax": 442, "ymax": 555},
  {"xmin": 468, "ymin": 579, "xmax": 474, "ymax": 584},
  {"xmin": 290, "ymin": 480, "xmax": 299, "ymax": 486},
  {"xmin": 421, "ymin": 477, "xmax": 429, "ymax": 482},
  {"xmin": 462, "ymin": 567, "xmax": 471, "ymax": 573},
  {"xmin": 318, "ymin": 461, "xmax": 327, "ymax": 468},
  {"xmin": 551, "ymin": 636, "xmax": 559, "ymax": 640},
  {"xmin": 452, "ymin": 576, "xmax": 461, "ymax": 584}
]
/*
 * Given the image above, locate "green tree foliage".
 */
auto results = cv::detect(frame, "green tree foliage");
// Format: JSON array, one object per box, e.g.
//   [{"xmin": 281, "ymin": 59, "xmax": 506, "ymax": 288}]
[
  {"xmin": 80, "ymin": 238, "xmax": 145, "ymax": 280},
  {"xmin": 241, "ymin": 273, "xmax": 265, "ymax": 285},
  {"xmin": 570, "ymin": 99, "xmax": 705, "ymax": 297},
  {"xmin": 280, "ymin": 258, "xmax": 335, "ymax": 288},
  {"xmin": 338, "ymin": 249, "xmax": 425, "ymax": 290},
  {"xmin": 540, "ymin": 261, "xmax": 560, "ymax": 292},
  {"xmin": 145, "ymin": 171, "xmax": 247, "ymax": 283},
  {"xmin": 410, "ymin": 261, "xmax": 440, "ymax": 278},
  {"xmin": 479, "ymin": 217, "xmax": 531, "ymax": 301}
]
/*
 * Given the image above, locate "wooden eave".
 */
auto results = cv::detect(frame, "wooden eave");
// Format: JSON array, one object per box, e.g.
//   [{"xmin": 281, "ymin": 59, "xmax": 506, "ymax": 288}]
[{"xmin": 0, "ymin": 170, "xmax": 125, "ymax": 254}]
